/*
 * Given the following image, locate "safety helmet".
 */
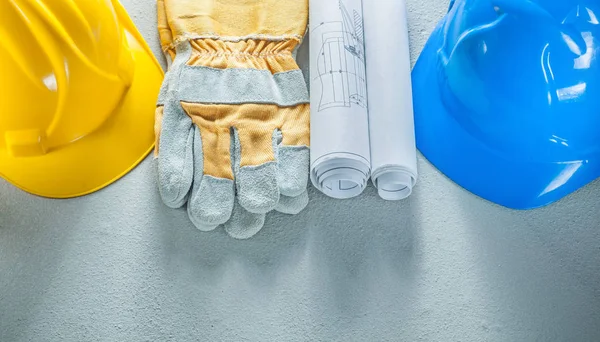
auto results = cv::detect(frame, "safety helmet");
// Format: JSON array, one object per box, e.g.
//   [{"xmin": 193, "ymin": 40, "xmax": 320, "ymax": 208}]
[
  {"xmin": 412, "ymin": 0, "xmax": 600, "ymax": 209},
  {"xmin": 0, "ymin": 0, "xmax": 163, "ymax": 198}
]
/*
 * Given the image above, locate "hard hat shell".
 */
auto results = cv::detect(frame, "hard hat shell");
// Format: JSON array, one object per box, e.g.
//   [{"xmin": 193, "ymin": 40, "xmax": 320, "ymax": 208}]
[
  {"xmin": 412, "ymin": 0, "xmax": 600, "ymax": 209},
  {"xmin": 0, "ymin": 0, "xmax": 163, "ymax": 198}
]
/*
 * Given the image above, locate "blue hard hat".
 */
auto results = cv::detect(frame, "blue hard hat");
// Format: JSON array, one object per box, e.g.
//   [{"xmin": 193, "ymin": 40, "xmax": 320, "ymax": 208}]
[{"xmin": 412, "ymin": 0, "xmax": 600, "ymax": 209}]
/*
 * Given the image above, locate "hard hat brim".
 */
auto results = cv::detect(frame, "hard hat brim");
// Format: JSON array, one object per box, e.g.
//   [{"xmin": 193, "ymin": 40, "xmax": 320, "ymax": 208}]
[
  {"xmin": 412, "ymin": 22, "xmax": 600, "ymax": 210},
  {"xmin": 0, "ymin": 8, "xmax": 163, "ymax": 199}
]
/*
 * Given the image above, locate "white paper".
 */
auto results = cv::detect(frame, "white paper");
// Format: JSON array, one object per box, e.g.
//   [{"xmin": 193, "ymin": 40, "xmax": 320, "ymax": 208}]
[
  {"xmin": 309, "ymin": 0, "xmax": 371, "ymax": 199},
  {"xmin": 364, "ymin": 0, "xmax": 418, "ymax": 200}
]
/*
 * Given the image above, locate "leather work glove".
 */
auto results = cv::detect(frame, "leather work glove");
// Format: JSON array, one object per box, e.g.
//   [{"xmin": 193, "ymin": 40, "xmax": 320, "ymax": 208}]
[{"xmin": 155, "ymin": 0, "xmax": 310, "ymax": 239}]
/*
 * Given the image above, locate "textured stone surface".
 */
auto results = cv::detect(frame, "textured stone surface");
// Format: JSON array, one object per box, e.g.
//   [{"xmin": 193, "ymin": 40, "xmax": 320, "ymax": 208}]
[{"xmin": 1, "ymin": 1, "xmax": 600, "ymax": 341}]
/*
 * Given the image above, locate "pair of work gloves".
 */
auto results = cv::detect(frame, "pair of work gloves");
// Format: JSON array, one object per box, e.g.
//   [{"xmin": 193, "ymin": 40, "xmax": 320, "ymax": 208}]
[{"xmin": 154, "ymin": 0, "xmax": 311, "ymax": 239}]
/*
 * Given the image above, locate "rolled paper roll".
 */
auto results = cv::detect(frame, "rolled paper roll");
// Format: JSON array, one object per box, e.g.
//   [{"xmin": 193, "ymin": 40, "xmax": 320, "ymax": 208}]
[
  {"xmin": 311, "ymin": 153, "xmax": 370, "ymax": 199},
  {"xmin": 363, "ymin": 0, "xmax": 419, "ymax": 201},
  {"xmin": 309, "ymin": 0, "xmax": 371, "ymax": 199}
]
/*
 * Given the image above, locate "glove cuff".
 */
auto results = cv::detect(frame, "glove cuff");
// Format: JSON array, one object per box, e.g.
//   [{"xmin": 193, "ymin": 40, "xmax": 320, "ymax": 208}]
[{"xmin": 184, "ymin": 38, "xmax": 301, "ymax": 74}]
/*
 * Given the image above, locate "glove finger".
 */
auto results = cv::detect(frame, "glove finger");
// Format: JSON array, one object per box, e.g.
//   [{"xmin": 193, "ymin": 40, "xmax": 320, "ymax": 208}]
[
  {"xmin": 187, "ymin": 125, "xmax": 235, "ymax": 229},
  {"xmin": 233, "ymin": 128, "xmax": 280, "ymax": 214},
  {"xmin": 277, "ymin": 104, "xmax": 310, "ymax": 197},
  {"xmin": 275, "ymin": 190, "xmax": 309, "ymax": 215},
  {"xmin": 223, "ymin": 201, "xmax": 266, "ymax": 240},
  {"xmin": 222, "ymin": 127, "xmax": 267, "ymax": 239},
  {"xmin": 224, "ymin": 191, "xmax": 309, "ymax": 240},
  {"xmin": 277, "ymin": 145, "xmax": 310, "ymax": 197},
  {"xmin": 157, "ymin": 97, "xmax": 195, "ymax": 208}
]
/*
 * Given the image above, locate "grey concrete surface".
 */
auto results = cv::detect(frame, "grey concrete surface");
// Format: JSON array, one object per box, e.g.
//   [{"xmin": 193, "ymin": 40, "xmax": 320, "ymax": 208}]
[{"xmin": 1, "ymin": 0, "xmax": 600, "ymax": 341}]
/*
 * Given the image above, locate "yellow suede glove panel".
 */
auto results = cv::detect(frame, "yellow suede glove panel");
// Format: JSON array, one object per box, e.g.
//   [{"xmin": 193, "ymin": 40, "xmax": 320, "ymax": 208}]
[{"xmin": 159, "ymin": 0, "xmax": 308, "ymax": 45}]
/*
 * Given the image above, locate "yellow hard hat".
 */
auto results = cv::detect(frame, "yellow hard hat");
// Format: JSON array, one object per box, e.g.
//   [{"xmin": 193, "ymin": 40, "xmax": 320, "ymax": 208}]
[{"xmin": 0, "ymin": 0, "xmax": 163, "ymax": 198}]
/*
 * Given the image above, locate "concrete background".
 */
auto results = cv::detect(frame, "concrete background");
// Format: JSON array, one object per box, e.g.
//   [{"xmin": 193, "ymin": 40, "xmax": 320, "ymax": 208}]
[{"xmin": 2, "ymin": 0, "xmax": 600, "ymax": 341}]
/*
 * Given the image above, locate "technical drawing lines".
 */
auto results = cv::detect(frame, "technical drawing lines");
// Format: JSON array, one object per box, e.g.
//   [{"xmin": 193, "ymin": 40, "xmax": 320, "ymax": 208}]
[
  {"xmin": 312, "ymin": 0, "xmax": 367, "ymax": 112},
  {"xmin": 341, "ymin": 0, "xmax": 364, "ymax": 61}
]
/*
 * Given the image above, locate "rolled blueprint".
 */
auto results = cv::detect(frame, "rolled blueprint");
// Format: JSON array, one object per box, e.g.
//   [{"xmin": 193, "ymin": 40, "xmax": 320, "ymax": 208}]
[
  {"xmin": 363, "ymin": 0, "xmax": 418, "ymax": 201},
  {"xmin": 309, "ymin": 0, "xmax": 371, "ymax": 199}
]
